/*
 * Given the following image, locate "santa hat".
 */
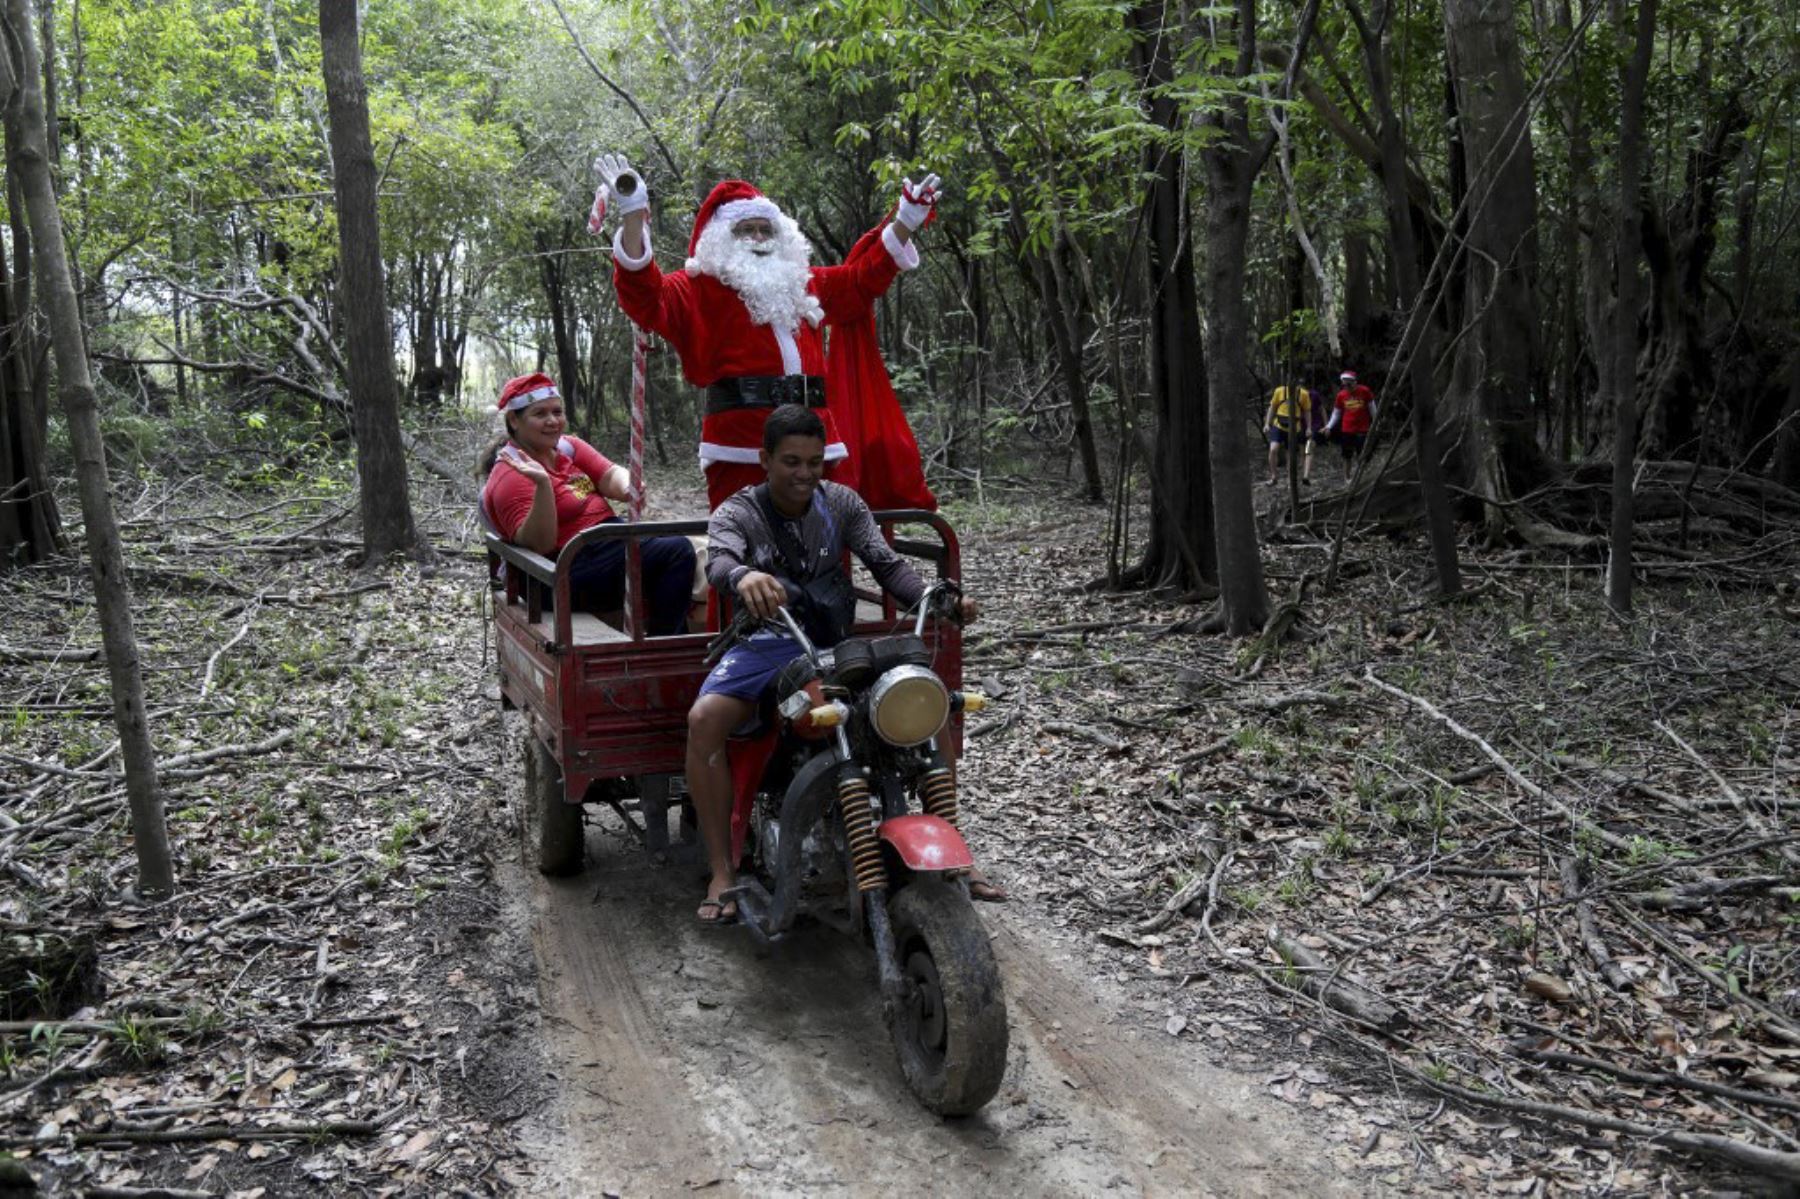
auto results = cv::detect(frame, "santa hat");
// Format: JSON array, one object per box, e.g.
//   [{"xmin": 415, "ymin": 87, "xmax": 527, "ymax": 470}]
[
  {"xmin": 498, "ymin": 372, "xmax": 560, "ymax": 412},
  {"xmin": 688, "ymin": 179, "xmax": 783, "ymax": 257},
  {"xmin": 1339, "ymin": 370, "xmax": 1358, "ymax": 383}
]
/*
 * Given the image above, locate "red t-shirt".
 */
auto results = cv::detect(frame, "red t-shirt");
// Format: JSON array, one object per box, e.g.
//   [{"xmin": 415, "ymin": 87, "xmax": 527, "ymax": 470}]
[
  {"xmin": 1335, "ymin": 385, "xmax": 1376, "ymax": 434},
  {"xmin": 482, "ymin": 435, "xmax": 618, "ymax": 551}
]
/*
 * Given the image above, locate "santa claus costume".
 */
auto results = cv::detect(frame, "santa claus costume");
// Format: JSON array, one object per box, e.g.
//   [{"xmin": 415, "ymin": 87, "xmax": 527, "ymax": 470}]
[{"xmin": 610, "ymin": 180, "xmax": 921, "ymax": 509}]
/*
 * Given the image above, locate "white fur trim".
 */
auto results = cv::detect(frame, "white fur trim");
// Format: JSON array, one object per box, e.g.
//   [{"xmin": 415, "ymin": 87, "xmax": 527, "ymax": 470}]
[
  {"xmin": 882, "ymin": 223, "xmax": 920, "ymax": 271},
  {"xmin": 713, "ymin": 197, "xmax": 782, "ymax": 230},
  {"xmin": 699, "ymin": 440, "xmax": 848, "ymax": 467},
  {"xmin": 500, "ymin": 384, "xmax": 559, "ymax": 412},
  {"xmin": 773, "ymin": 325, "xmax": 802, "ymax": 374},
  {"xmin": 699, "ymin": 443, "xmax": 762, "ymax": 465},
  {"xmin": 612, "ymin": 225, "xmax": 654, "ymax": 270}
]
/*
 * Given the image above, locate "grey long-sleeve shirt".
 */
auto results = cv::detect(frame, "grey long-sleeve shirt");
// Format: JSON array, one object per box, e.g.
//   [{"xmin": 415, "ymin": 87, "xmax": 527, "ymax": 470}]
[{"xmin": 706, "ymin": 480, "xmax": 927, "ymax": 608}]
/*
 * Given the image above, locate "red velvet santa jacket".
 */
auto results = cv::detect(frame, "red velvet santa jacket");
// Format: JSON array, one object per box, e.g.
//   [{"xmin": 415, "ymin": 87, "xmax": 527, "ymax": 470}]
[{"xmin": 612, "ymin": 225, "xmax": 917, "ymax": 467}]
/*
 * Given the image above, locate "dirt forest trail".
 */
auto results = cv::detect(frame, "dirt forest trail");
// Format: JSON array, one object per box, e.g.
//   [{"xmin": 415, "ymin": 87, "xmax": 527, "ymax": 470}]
[{"xmin": 509, "ymin": 819, "xmax": 1353, "ymax": 1197}]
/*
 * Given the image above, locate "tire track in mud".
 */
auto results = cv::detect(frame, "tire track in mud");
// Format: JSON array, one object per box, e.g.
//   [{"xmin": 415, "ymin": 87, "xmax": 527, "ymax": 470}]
[
  {"xmin": 518, "ymin": 821, "xmax": 1351, "ymax": 1196},
  {"xmin": 527, "ymin": 864, "xmax": 731, "ymax": 1194}
]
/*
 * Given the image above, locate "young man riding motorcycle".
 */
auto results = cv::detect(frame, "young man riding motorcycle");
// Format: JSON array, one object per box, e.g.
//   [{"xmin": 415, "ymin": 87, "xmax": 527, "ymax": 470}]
[{"xmin": 686, "ymin": 404, "xmax": 996, "ymax": 923}]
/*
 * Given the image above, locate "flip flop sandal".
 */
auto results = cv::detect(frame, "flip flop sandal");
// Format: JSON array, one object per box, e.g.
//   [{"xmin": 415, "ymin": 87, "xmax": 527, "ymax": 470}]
[
  {"xmin": 968, "ymin": 878, "xmax": 1010, "ymax": 904},
  {"xmin": 696, "ymin": 898, "xmax": 738, "ymax": 925}
]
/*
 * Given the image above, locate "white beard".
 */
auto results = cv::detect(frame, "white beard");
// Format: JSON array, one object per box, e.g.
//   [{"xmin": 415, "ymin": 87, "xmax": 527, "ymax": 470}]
[{"xmin": 688, "ymin": 215, "xmax": 824, "ymax": 332}]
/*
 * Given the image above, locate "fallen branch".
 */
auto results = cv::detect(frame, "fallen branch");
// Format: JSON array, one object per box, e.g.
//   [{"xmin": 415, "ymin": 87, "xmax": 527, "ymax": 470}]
[
  {"xmin": 160, "ymin": 729, "xmax": 295, "ymax": 772},
  {"xmin": 1041, "ymin": 721, "xmax": 1127, "ymax": 752},
  {"xmin": 1357, "ymin": 831, "xmax": 1511, "ymax": 906},
  {"xmin": 1627, "ymin": 875, "xmax": 1790, "ymax": 911},
  {"xmin": 1364, "ymin": 670, "xmax": 1635, "ymax": 854},
  {"xmin": 1607, "ymin": 898, "xmax": 1800, "ymax": 1046},
  {"xmin": 200, "ymin": 603, "xmax": 259, "ymax": 699},
  {"xmin": 1656, "ymin": 720, "xmax": 1799, "ymax": 866},
  {"xmin": 1178, "ymin": 735, "xmax": 1237, "ymax": 767},
  {"xmin": 1235, "ymin": 689, "xmax": 1347, "ymax": 713},
  {"xmin": 1558, "ymin": 857, "xmax": 1631, "ymax": 991},
  {"xmin": 1269, "ymin": 929, "xmax": 1404, "ymax": 1031},
  {"xmin": 1516, "ymin": 1046, "xmax": 1800, "ymax": 1118},
  {"xmin": 0, "ymin": 1119, "xmax": 378, "ymax": 1148},
  {"xmin": 0, "ymin": 1040, "xmax": 108, "ymax": 1112},
  {"xmin": 0, "ymin": 643, "xmax": 98, "ymax": 663},
  {"xmin": 1415, "ymin": 1073, "xmax": 1800, "ymax": 1183},
  {"xmin": 1131, "ymin": 844, "xmax": 1232, "ymax": 937}
]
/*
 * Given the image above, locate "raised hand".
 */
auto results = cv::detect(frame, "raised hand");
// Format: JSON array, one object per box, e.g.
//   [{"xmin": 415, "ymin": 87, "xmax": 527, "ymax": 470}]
[
  {"xmin": 896, "ymin": 171, "xmax": 942, "ymax": 231},
  {"xmin": 498, "ymin": 444, "xmax": 551, "ymax": 488},
  {"xmin": 593, "ymin": 152, "xmax": 649, "ymax": 216}
]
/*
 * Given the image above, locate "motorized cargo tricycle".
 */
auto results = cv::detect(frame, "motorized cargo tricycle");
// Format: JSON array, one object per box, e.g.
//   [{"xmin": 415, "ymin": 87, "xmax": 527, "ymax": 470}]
[{"xmin": 485, "ymin": 512, "xmax": 1008, "ymax": 1115}]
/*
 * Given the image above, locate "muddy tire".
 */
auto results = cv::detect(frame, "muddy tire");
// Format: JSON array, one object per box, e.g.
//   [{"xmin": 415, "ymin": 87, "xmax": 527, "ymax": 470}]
[
  {"xmin": 522, "ymin": 728, "xmax": 583, "ymax": 876},
  {"xmin": 887, "ymin": 880, "xmax": 1008, "ymax": 1116}
]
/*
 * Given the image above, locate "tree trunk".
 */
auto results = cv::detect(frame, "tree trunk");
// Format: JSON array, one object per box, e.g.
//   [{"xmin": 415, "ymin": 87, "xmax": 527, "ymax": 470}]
[
  {"xmin": 1130, "ymin": 0, "xmax": 1215, "ymax": 593},
  {"xmin": 1, "ymin": 0, "xmax": 173, "ymax": 895},
  {"xmin": 1553, "ymin": 0, "xmax": 1596, "ymax": 461},
  {"xmin": 1773, "ymin": 342, "xmax": 1800, "ymax": 489},
  {"xmin": 1640, "ymin": 84, "xmax": 1748, "ymax": 457},
  {"xmin": 1351, "ymin": 0, "xmax": 1461, "ymax": 595},
  {"xmin": 1041, "ymin": 232, "xmax": 1105, "ymax": 503},
  {"xmin": 536, "ymin": 226, "xmax": 585, "ymax": 419},
  {"xmin": 1606, "ymin": 0, "xmax": 1657, "ymax": 615},
  {"xmin": 409, "ymin": 255, "xmax": 444, "ymax": 411},
  {"xmin": 319, "ymin": 0, "xmax": 425, "ymax": 564},
  {"xmin": 1442, "ymin": 0, "xmax": 1550, "ymax": 516},
  {"xmin": 0, "ymin": 218, "xmax": 59, "ymax": 567},
  {"xmin": 1197, "ymin": 0, "xmax": 1297, "ymax": 634}
]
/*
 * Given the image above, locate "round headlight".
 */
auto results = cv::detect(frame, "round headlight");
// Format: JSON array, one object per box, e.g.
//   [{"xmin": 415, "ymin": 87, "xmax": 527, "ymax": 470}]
[{"xmin": 868, "ymin": 665, "xmax": 950, "ymax": 747}]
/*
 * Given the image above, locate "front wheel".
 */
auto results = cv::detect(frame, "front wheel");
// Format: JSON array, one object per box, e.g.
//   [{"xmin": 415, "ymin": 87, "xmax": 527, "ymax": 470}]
[{"xmin": 887, "ymin": 880, "xmax": 1008, "ymax": 1115}]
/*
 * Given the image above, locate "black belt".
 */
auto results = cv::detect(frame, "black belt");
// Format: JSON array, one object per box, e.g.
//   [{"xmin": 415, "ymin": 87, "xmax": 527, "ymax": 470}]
[{"xmin": 707, "ymin": 375, "xmax": 827, "ymax": 415}]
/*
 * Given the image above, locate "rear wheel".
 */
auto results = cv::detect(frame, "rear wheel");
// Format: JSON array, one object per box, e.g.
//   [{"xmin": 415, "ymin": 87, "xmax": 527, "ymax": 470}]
[
  {"xmin": 521, "ymin": 727, "xmax": 583, "ymax": 876},
  {"xmin": 887, "ymin": 880, "xmax": 1008, "ymax": 1115}
]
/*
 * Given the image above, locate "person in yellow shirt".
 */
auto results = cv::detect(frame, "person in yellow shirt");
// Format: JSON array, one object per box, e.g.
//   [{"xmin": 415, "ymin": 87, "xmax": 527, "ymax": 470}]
[{"xmin": 1262, "ymin": 384, "xmax": 1313, "ymax": 485}]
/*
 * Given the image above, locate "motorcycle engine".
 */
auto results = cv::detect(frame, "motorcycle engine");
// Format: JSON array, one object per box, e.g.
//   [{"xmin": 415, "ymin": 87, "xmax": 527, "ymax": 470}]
[{"xmin": 753, "ymin": 802, "xmax": 845, "ymax": 892}]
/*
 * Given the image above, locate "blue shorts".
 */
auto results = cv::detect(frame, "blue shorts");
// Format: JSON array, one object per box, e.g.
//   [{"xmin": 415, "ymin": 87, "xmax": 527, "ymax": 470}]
[{"xmin": 699, "ymin": 633, "xmax": 805, "ymax": 702}]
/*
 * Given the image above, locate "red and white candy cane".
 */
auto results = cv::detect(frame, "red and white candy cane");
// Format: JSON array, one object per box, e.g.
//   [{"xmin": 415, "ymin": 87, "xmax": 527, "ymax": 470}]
[
  {"xmin": 621, "ymin": 322, "xmax": 649, "ymax": 636},
  {"xmin": 629, "ymin": 325, "xmax": 647, "ymax": 521}
]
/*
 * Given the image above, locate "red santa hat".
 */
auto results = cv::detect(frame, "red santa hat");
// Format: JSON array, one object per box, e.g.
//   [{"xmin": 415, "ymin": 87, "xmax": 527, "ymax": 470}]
[
  {"xmin": 498, "ymin": 372, "xmax": 560, "ymax": 412},
  {"xmin": 688, "ymin": 179, "xmax": 784, "ymax": 257},
  {"xmin": 1339, "ymin": 370, "xmax": 1358, "ymax": 383}
]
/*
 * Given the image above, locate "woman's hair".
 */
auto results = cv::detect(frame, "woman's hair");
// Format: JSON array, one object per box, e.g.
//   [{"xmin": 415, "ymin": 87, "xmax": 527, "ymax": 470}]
[{"xmin": 475, "ymin": 410, "xmax": 520, "ymax": 478}]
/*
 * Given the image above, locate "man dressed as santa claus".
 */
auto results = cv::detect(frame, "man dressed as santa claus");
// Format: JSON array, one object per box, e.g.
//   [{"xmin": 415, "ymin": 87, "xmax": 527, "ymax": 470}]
[{"xmin": 593, "ymin": 153, "xmax": 940, "ymax": 509}]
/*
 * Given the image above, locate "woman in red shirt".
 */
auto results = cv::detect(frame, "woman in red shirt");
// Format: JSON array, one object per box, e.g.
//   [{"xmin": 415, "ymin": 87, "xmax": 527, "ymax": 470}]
[{"xmin": 481, "ymin": 372, "xmax": 696, "ymax": 634}]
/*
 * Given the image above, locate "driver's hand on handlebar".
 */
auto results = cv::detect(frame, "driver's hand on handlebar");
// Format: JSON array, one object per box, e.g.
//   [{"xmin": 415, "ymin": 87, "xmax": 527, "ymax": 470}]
[
  {"xmin": 953, "ymin": 597, "xmax": 980, "ymax": 625},
  {"xmin": 734, "ymin": 570, "xmax": 787, "ymax": 622}
]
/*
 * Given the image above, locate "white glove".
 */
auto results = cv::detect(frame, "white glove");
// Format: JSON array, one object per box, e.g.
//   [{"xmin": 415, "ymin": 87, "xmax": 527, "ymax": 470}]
[
  {"xmin": 592, "ymin": 152, "xmax": 649, "ymax": 217},
  {"xmin": 896, "ymin": 172, "xmax": 942, "ymax": 231}
]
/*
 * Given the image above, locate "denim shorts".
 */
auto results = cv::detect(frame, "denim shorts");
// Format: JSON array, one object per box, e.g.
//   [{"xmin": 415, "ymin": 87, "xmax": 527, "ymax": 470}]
[{"xmin": 698, "ymin": 633, "xmax": 806, "ymax": 702}]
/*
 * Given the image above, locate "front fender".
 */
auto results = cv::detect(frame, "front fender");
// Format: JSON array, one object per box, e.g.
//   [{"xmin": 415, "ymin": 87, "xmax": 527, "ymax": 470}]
[{"xmin": 878, "ymin": 814, "xmax": 974, "ymax": 872}]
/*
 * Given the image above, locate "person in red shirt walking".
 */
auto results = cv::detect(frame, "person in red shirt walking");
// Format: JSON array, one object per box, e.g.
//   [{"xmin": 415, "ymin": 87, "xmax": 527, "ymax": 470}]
[
  {"xmin": 481, "ymin": 372, "xmax": 697, "ymax": 634},
  {"xmin": 1324, "ymin": 369, "xmax": 1378, "ymax": 481}
]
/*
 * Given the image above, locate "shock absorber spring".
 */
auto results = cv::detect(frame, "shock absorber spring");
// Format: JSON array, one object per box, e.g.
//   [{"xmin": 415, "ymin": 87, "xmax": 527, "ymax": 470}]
[
  {"xmin": 918, "ymin": 765, "xmax": 959, "ymax": 829},
  {"xmin": 837, "ymin": 771, "xmax": 887, "ymax": 893}
]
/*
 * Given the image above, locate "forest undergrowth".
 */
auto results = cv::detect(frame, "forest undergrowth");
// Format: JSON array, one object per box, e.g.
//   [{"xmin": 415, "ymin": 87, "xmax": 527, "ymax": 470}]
[
  {"xmin": 0, "ymin": 431, "xmax": 535, "ymax": 1196},
  {"xmin": 1, "ymin": 430, "xmax": 1797, "ymax": 1194},
  {"xmin": 951, "ymin": 480, "xmax": 1800, "ymax": 1193}
]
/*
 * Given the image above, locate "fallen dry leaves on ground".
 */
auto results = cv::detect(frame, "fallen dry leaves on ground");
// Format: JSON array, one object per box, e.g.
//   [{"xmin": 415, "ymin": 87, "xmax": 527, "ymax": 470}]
[{"xmin": 949, "ymin": 481, "xmax": 1800, "ymax": 1194}]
